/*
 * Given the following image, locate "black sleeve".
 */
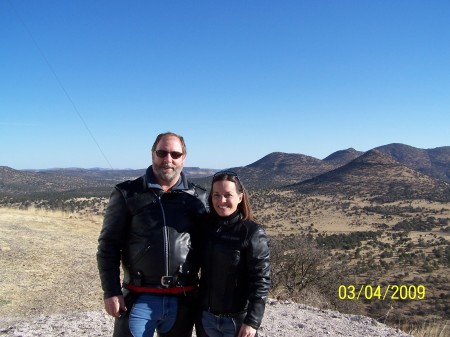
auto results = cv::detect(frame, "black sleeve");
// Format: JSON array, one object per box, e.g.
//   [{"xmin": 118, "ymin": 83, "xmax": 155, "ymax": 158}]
[
  {"xmin": 244, "ymin": 225, "xmax": 271, "ymax": 329},
  {"xmin": 96, "ymin": 187, "xmax": 129, "ymax": 298}
]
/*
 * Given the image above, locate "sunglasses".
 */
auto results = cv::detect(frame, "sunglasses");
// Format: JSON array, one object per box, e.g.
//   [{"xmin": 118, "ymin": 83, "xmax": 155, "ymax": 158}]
[
  {"xmin": 213, "ymin": 170, "xmax": 242, "ymax": 184},
  {"xmin": 154, "ymin": 150, "xmax": 184, "ymax": 159}
]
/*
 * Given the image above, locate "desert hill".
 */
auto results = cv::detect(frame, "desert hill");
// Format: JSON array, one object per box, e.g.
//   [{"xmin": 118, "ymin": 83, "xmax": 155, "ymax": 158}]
[
  {"xmin": 233, "ymin": 152, "xmax": 336, "ymax": 188},
  {"xmin": 220, "ymin": 144, "xmax": 449, "ymax": 190},
  {"xmin": 193, "ymin": 144, "xmax": 449, "ymax": 191},
  {"xmin": 24, "ymin": 167, "xmax": 216, "ymax": 180},
  {"xmin": 0, "ymin": 166, "xmax": 215, "ymax": 198},
  {"xmin": 323, "ymin": 147, "xmax": 364, "ymax": 166},
  {"xmin": 290, "ymin": 149, "xmax": 450, "ymax": 201},
  {"xmin": 0, "ymin": 166, "xmax": 113, "ymax": 196},
  {"xmin": 375, "ymin": 143, "xmax": 450, "ymax": 182},
  {"xmin": 1, "ymin": 142, "xmax": 449, "ymax": 205}
]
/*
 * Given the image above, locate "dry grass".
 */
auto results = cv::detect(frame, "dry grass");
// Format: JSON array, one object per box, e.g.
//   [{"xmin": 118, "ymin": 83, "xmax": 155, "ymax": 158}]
[
  {"xmin": 405, "ymin": 319, "xmax": 449, "ymax": 337},
  {"xmin": 253, "ymin": 192, "xmax": 449, "ymax": 236},
  {"xmin": 0, "ymin": 207, "xmax": 104, "ymax": 321}
]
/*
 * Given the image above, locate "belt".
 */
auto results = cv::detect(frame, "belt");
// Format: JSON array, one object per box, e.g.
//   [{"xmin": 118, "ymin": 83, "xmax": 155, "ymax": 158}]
[
  {"xmin": 160, "ymin": 275, "xmax": 176, "ymax": 287},
  {"xmin": 130, "ymin": 273, "xmax": 192, "ymax": 288},
  {"xmin": 126, "ymin": 284, "xmax": 196, "ymax": 294}
]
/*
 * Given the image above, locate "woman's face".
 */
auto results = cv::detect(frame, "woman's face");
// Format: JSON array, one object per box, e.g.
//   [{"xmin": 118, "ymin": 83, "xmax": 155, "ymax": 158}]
[{"xmin": 211, "ymin": 180, "xmax": 243, "ymax": 217}]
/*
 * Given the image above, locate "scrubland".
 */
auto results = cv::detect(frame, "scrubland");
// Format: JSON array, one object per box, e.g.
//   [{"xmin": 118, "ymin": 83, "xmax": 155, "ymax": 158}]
[{"xmin": 0, "ymin": 192, "xmax": 448, "ymax": 336}]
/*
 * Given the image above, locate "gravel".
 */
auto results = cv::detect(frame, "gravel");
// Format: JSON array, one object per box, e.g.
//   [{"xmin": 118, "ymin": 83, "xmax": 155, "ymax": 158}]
[{"xmin": 0, "ymin": 300, "xmax": 412, "ymax": 337}]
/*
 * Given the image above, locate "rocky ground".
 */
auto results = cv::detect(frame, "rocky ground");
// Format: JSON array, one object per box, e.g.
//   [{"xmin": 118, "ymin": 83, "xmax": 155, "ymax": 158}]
[{"xmin": 0, "ymin": 300, "xmax": 412, "ymax": 337}]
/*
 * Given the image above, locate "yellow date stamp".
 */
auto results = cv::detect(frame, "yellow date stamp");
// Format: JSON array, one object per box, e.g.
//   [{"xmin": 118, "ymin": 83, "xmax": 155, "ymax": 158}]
[{"xmin": 338, "ymin": 284, "xmax": 426, "ymax": 300}]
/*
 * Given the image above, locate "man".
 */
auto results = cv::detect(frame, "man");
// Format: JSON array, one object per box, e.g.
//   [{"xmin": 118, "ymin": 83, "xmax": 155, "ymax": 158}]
[{"xmin": 97, "ymin": 132, "xmax": 207, "ymax": 337}]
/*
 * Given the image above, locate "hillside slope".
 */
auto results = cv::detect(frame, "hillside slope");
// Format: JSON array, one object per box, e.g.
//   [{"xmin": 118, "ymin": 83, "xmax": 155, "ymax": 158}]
[{"xmin": 290, "ymin": 150, "xmax": 450, "ymax": 201}]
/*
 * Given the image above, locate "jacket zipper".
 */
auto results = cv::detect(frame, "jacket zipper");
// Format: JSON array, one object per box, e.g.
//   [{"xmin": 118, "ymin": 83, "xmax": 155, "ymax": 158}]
[
  {"xmin": 155, "ymin": 191, "xmax": 170, "ymax": 277},
  {"xmin": 207, "ymin": 238, "xmax": 214, "ymax": 311},
  {"xmin": 207, "ymin": 226, "xmax": 221, "ymax": 311}
]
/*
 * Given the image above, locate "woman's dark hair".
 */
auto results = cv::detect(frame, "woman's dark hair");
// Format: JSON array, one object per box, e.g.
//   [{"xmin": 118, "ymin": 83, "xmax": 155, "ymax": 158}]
[{"xmin": 208, "ymin": 171, "xmax": 254, "ymax": 221}]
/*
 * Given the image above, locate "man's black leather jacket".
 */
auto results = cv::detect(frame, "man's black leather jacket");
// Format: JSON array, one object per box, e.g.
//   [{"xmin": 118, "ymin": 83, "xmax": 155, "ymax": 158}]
[
  {"xmin": 199, "ymin": 212, "xmax": 271, "ymax": 329},
  {"xmin": 97, "ymin": 166, "xmax": 207, "ymax": 299}
]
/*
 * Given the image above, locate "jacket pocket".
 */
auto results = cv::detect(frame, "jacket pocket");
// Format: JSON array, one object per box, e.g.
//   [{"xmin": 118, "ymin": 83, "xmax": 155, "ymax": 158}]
[{"xmin": 130, "ymin": 244, "xmax": 152, "ymax": 265}]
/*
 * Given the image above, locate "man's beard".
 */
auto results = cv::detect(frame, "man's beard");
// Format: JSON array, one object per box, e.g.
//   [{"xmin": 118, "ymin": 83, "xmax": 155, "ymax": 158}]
[{"xmin": 154, "ymin": 165, "xmax": 180, "ymax": 183}]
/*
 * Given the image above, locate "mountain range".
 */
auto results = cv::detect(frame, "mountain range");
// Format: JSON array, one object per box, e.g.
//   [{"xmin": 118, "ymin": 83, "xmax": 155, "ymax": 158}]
[
  {"xmin": 290, "ymin": 149, "xmax": 449, "ymax": 201},
  {"xmin": 210, "ymin": 143, "xmax": 449, "ymax": 190},
  {"xmin": 1, "ymin": 143, "xmax": 449, "ymax": 201}
]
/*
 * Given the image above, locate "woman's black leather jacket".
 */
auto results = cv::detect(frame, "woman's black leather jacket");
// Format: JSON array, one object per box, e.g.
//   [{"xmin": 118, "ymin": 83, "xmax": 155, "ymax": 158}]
[
  {"xmin": 199, "ymin": 212, "xmax": 271, "ymax": 329},
  {"xmin": 97, "ymin": 166, "xmax": 207, "ymax": 299}
]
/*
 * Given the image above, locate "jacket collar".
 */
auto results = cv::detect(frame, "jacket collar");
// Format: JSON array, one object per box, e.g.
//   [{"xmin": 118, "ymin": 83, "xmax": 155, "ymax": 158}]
[
  {"xmin": 213, "ymin": 211, "xmax": 242, "ymax": 227},
  {"xmin": 145, "ymin": 166, "xmax": 189, "ymax": 191}
]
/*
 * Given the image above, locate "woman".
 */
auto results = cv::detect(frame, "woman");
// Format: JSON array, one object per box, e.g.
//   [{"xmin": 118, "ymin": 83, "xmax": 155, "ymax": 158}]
[{"xmin": 198, "ymin": 171, "xmax": 271, "ymax": 337}]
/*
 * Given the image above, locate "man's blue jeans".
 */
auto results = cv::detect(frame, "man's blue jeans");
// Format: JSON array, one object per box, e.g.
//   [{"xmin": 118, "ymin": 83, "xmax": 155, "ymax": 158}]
[
  {"xmin": 129, "ymin": 293, "xmax": 178, "ymax": 337},
  {"xmin": 201, "ymin": 311, "xmax": 238, "ymax": 337}
]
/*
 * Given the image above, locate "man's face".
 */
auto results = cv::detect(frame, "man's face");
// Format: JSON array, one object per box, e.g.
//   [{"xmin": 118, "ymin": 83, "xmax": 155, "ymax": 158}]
[{"xmin": 152, "ymin": 135, "xmax": 186, "ymax": 186}]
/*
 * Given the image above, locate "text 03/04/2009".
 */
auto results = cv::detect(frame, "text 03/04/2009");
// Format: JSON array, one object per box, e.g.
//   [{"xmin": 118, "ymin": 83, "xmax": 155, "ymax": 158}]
[{"xmin": 338, "ymin": 284, "xmax": 426, "ymax": 301}]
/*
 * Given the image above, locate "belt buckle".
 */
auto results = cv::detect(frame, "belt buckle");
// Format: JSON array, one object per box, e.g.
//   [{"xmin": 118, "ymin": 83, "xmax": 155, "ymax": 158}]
[{"xmin": 161, "ymin": 276, "xmax": 174, "ymax": 287}]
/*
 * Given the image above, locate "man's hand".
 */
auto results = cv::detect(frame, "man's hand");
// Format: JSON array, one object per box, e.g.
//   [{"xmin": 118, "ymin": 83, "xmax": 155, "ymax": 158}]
[
  {"xmin": 104, "ymin": 295, "xmax": 127, "ymax": 318},
  {"xmin": 238, "ymin": 323, "xmax": 257, "ymax": 337}
]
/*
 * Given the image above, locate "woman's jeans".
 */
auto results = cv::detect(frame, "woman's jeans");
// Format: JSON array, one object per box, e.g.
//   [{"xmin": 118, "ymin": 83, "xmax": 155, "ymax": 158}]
[
  {"xmin": 201, "ymin": 311, "xmax": 240, "ymax": 337},
  {"xmin": 129, "ymin": 293, "xmax": 178, "ymax": 337}
]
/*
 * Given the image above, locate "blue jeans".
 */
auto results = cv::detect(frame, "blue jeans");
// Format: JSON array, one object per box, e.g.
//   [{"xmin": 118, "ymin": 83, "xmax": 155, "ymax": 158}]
[
  {"xmin": 129, "ymin": 293, "xmax": 178, "ymax": 337},
  {"xmin": 201, "ymin": 311, "xmax": 238, "ymax": 337}
]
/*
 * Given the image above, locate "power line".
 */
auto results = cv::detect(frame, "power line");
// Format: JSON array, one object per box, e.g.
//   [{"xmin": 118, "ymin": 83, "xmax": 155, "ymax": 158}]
[{"xmin": 8, "ymin": 0, "xmax": 114, "ymax": 169}]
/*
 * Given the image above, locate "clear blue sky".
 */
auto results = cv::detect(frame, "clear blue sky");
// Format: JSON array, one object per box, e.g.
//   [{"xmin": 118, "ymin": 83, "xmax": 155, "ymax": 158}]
[{"xmin": 1, "ymin": 1, "xmax": 449, "ymax": 170}]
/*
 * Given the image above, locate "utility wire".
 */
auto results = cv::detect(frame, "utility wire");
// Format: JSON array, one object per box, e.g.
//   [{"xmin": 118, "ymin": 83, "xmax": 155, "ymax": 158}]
[{"xmin": 8, "ymin": 0, "xmax": 114, "ymax": 169}]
